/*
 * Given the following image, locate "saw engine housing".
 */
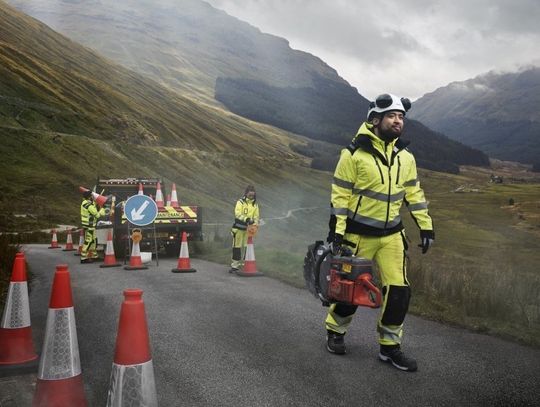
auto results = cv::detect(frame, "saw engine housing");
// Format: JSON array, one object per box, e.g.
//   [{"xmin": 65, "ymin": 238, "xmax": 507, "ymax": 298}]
[{"xmin": 304, "ymin": 241, "xmax": 382, "ymax": 308}]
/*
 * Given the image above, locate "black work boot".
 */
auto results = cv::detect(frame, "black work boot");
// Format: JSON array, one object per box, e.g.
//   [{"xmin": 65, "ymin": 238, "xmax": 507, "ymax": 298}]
[
  {"xmin": 379, "ymin": 345, "xmax": 417, "ymax": 372},
  {"xmin": 326, "ymin": 331, "xmax": 346, "ymax": 355},
  {"xmin": 229, "ymin": 267, "xmax": 238, "ymax": 274}
]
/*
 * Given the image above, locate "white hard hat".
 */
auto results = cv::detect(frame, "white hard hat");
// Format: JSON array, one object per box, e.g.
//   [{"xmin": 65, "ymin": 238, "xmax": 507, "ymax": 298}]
[{"xmin": 367, "ymin": 93, "xmax": 411, "ymax": 120}]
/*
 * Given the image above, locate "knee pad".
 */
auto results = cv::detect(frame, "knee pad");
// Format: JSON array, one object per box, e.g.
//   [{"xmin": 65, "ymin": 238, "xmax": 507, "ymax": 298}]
[
  {"xmin": 381, "ymin": 285, "xmax": 411, "ymax": 326},
  {"xmin": 334, "ymin": 303, "xmax": 358, "ymax": 317},
  {"xmin": 232, "ymin": 248, "xmax": 242, "ymax": 260}
]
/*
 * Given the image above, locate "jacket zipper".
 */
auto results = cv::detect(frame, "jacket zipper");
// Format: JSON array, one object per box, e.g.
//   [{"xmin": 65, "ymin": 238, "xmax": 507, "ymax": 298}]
[
  {"xmin": 384, "ymin": 147, "xmax": 391, "ymax": 228},
  {"xmin": 352, "ymin": 196, "xmax": 362, "ymax": 221},
  {"xmin": 396, "ymin": 156, "xmax": 401, "ymax": 185},
  {"xmin": 372, "ymin": 155, "xmax": 384, "ymax": 184}
]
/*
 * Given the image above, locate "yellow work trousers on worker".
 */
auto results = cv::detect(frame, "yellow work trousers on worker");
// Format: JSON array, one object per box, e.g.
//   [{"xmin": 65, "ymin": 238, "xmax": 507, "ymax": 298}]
[
  {"xmin": 325, "ymin": 231, "xmax": 410, "ymax": 346},
  {"xmin": 81, "ymin": 228, "xmax": 98, "ymax": 260},
  {"xmin": 231, "ymin": 228, "xmax": 248, "ymax": 269}
]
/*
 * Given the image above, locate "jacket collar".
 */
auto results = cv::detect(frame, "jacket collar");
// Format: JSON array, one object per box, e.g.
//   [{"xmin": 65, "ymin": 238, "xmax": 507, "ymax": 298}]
[{"xmin": 350, "ymin": 122, "xmax": 410, "ymax": 163}]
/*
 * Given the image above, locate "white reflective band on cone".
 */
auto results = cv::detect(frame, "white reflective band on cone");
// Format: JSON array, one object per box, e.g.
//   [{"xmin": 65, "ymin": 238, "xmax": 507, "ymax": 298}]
[
  {"xmin": 179, "ymin": 242, "xmax": 189, "ymax": 258},
  {"xmin": 1, "ymin": 282, "xmax": 31, "ymax": 329},
  {"xmin": 38, "ymin": 307, "xmax": 81, "ymax": 380},
  {"xmin": 132, "ymin": 242, "xmax": 141, "ymax": 257},
  {"xmin": 245, "ymin": 244, "xmax": 255, "ymax": 261},
  {"xmin": 106, "ymin": 360, "xmax": 157, "ymax": 407},
  {"xmin": 106, "ymin": 239, "xmax": 114, "ymax": 254}
]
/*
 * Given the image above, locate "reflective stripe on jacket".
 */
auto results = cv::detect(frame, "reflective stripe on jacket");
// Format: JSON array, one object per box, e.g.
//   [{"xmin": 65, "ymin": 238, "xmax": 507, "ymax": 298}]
[
  {"xmin": 331, "ymin": 122, "xmax": 433, "ymax": 237},
  {"xmin": 80, "ymin": 199, "xmax": 104, "ymax": 229},
  {"xmin": 232, "ymin": 197, "xmax": 259, "ymax": 230}
]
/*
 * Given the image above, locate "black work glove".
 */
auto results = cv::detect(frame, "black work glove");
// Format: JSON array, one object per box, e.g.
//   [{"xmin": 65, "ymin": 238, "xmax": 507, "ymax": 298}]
[
  {"xmin": 331, "ymin": 233, "xmax": 343, "ymax": 255},
  {"xmin": 246, "ymin": 218, "xmax": 254, "ymax": 225},
  {"xmin": 418, "ymin": 230, "xmax": 435, "ymax": 254}
]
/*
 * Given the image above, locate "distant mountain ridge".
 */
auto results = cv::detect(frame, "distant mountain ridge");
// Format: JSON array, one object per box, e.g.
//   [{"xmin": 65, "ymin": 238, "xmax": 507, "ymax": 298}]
[
  {"xmin": 7, "ymin": 0, "xmax": 489, "ymax": 172},
  {"xmin": 410, "ymin": 67, "xmax": 540, "ymax": 165}
]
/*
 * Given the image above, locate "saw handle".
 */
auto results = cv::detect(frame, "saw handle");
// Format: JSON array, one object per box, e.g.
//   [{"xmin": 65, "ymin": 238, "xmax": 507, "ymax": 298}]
[{"xmin": 358, "ymin": 274, "xmax": 383, "ymax": 308}]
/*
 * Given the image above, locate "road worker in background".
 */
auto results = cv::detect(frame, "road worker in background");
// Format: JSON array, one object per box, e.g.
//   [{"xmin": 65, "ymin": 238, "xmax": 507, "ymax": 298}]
[
  {"xmin": 326, "ymin": 93, "xmax": 434, "ymax": 372},
  {"xmin": 230, "ymin": 185, "xmax": 259, "ymax": 273},
  {"xmin": 80, "ymin": 190, "xmax": 107, "ymax": 264}
]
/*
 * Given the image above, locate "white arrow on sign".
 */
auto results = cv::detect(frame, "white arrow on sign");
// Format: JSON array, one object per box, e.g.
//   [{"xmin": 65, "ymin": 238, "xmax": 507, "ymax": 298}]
[{"xmin": 131, "ymin": 200, "xmax": 150, "ymax": 221}]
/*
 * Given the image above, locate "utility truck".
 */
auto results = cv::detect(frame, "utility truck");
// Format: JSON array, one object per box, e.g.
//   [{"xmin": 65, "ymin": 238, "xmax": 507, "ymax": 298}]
[{"xmin": 95, "ymin": 178, "xmax": 203, "ymax": 256}]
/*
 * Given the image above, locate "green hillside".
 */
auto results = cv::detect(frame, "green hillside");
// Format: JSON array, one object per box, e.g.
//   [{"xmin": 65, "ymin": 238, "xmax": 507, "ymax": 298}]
[
  {"xmin": 7, "ymin": 0, "xmax": 351, "ymax": 100},
  {"xmin": 0, "ymin": 0, "xmax": 330, "ymax": 230},
  {"xmin": 7, "ymin": 0, "xmax": 489, "ymax": 172}
]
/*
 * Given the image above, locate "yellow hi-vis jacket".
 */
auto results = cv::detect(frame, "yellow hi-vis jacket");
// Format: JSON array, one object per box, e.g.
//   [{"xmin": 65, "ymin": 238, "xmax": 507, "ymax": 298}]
[
  {"xmin": 80, "ymin": 198, "xmax": 105, "ymax": 229},
  {"xmin": 232, "ymin": 197, "xmax": 259, "ymax": 231},
  {"xmin": 331, "ymin": 122, "xmax": 433, "ymax": 237}
]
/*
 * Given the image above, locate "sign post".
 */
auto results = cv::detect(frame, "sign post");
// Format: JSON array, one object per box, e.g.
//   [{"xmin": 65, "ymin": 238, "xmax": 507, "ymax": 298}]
[{"xmin": 124, "ymin": 195, "xmax": 159, "ymax": 265}]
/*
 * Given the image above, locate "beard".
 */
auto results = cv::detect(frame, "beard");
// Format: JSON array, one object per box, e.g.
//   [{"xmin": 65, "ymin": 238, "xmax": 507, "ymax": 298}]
[{"xmin": 378, "ymin": 126, "xmax": 402, "ymax": 142}]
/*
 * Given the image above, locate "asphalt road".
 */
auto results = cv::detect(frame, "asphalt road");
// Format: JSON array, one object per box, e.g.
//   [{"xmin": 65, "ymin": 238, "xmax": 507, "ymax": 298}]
[{"xmin": 12, "ymin": 244, "xmax": 540, "ymax": 406}]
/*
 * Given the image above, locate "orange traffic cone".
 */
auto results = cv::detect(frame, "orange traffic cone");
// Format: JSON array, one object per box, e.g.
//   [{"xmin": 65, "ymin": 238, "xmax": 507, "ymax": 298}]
[
  {"xmin": 100, "ymin": 230, "xmax": 121, "ymax": 268},
  {"xmin": 171, "ymin": 183, "xmax": 179, "ymax": 208},
  {"xmin": 33, "ymin": 264, "xmax": 87, "ymax": 407},
  {"xmin": 0, "ymin": 252, "xmax": 38, "ymax": 370},
  {"xmin": 79, "ymin": 186, "xmax": 110, "ymax": 207},
  {"xmin": 106, "ymin": 289, "xmax": 157, "ymax": 406},
  {"xmin": 48, "ymin": 229, "xmax": 60, "ymax": 249},
  {"xmin": 124, "ymin": 239, "xmax": 148, "ymax": 270},
  {"xmin": 75, "ymin": 229, "xmax": 84, "ymax": 256},
  {"xmin": 237, "ymin": 236, "xmax": 263, "ymax": 277},
  {"xmin": 62, "ymin": 229, "xmax": 76, "ymax": 251},
  {"xmin": 155, "ymin": 182, "xmax": 164, "ymax": 209},
  {"xmin": 171, "ymin": 232, "xmax": 196, "ymax": 273},
  {"xmin": 138, "ymin": 183, "xmax": 144, "ymax": 195}
]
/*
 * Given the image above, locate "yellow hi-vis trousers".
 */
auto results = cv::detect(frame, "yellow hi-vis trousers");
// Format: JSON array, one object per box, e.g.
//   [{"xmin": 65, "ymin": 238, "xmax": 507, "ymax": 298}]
[
  {"xmin": 230, "ymin": 228, "xmax": 248, "ymax": 269},
  {"xmin": 81, "ymin": 228, "xmax": 98, "ymax": 260},
  {"xmin": 325, "ymin": 231, "xmax": 410, "ymax": 346}
]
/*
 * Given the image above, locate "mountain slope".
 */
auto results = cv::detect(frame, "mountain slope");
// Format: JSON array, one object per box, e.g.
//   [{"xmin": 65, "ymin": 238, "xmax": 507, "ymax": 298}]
[
  {"xmin": 6, "ymin": 0, "xmax": 353, "ymax": 99},
  {"xmin": 0, "ymin": 0, "xmax": 301, "ymax": 155},
  {"xmin": 410, "ymin": 67, "xmax": 540, "ymax": 164},
  {"xmin": 0, "ymin": 0, "xmax": 329, "ymax": 230},
  {"xmin": 7, "ymin": 0, "xmax": 489, "ymax": 170}
]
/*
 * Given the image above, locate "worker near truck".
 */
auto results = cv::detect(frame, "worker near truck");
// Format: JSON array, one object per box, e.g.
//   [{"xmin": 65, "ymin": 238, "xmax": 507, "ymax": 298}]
[
  {"xmin": 80, "ymin": 190, "xmax": 107, "ymax": 264},
  {"xmin": 325, "ymin": 93, "xmax": 434, "ymax": 372},
  {"xmin": 230, "ymin": 185, "xmax": 259, "ymax": 273}
]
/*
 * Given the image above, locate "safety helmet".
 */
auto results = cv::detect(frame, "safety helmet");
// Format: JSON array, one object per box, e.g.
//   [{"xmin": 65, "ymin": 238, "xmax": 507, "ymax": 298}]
[{"xmin": 367, "ymin": 93, "xmax": 411, "ymax": 120}]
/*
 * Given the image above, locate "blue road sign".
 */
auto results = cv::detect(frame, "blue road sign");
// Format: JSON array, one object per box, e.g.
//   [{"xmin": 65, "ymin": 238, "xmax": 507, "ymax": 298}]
[{"xmin": 124, "ymin": 195, "xmax": 158, "ymax": 226}]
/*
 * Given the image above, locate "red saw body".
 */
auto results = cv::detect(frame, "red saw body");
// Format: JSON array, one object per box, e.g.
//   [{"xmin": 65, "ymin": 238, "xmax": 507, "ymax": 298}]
[
  {"xmin": 327, "ymin": 256, "xmax": 382, "ymax": 308},
  {"xmin": 304, "ymin": 242, "xmax": 382, "ymax": 308}
]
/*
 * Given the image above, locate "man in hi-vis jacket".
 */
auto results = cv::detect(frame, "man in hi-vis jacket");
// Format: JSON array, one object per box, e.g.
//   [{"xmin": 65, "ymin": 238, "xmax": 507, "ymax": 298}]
[
  {"xmin": 326, "ymin": 93, "xmax": 434, "ymax": 372},
  {"xmin": 80, "ymin": 190, "xmax": 107, "ymax": 264},
  {"xmin": 230, "ymin": 185, "xmax": 259, "ymax": 273}
]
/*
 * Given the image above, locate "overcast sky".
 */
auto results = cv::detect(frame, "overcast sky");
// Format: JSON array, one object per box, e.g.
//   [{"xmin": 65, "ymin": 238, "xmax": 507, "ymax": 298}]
[{"xmin": 206, "ymin": 0, "xmax": 540, "ymax": 100}]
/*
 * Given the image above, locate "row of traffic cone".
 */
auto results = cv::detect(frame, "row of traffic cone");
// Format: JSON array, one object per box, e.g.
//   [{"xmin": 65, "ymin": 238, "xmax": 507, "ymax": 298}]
[
  {"xmin": 48, "ymin": 229, "xmax": 81, "ymax": 253},
  {"xmin": 0, "ymin": 253, "xmax": 158, "ymax": 406},
  {"xmin": 138, "ymin": 182, "xmax": 180, "ymax": 209},
  {"xmin": 48, "ymin": 226, "xmax": 199, "ymax": 273}
]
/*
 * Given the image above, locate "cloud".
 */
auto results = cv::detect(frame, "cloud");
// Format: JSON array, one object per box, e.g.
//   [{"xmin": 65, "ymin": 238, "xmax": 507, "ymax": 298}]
[{"xmin": 207, "ymin": 0, "xmax": 540, "ymax": 99}]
